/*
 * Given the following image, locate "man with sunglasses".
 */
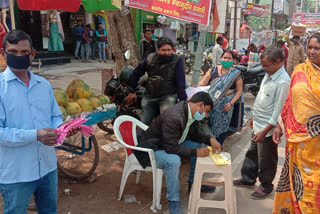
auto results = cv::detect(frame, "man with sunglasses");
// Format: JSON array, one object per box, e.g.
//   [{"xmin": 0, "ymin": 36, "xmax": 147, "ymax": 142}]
[
  {"xmin": 233, "ymin": 47, "xmax": 290, "ymax": 200},
  {"xmin": 0, "ymin": 30, "xmax": 78, "ymax": 214}
]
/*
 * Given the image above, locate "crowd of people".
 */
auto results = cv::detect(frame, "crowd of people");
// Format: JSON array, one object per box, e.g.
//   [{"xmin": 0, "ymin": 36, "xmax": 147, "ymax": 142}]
[
  {"xmin": 126, "ymin": 30, "xmax": 320, "ymax": 214},
  {"xmin": 0, "ymin": 26, "xmax": 320, "ymax": 214},
  {"xmin": 73, "ymin": 21, "xmax": 107, "ymax": 63}
]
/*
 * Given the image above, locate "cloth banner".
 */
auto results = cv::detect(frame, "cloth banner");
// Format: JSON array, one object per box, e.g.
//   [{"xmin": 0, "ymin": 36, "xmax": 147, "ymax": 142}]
[
  {"xmin": 124, "ymin": 0, "xmax": 212, "ymax": 25},
  {"xmin": 0, "ymin": 0, "xmax": 9, "ymax": 9},
  {"xmin": 17, "ymin": 0, "xmax": 81, "ymax": 12}
]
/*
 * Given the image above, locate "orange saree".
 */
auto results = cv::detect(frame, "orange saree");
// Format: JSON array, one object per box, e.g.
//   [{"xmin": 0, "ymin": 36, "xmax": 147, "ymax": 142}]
[{"xmin": 273, "ymin": 59, "xmax": 320, "ymax": 214}]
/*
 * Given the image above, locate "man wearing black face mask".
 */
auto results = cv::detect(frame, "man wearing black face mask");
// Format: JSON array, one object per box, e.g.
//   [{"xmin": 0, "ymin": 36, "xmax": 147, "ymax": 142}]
[
  {"xmin": 126, "ymin": 37, "xmax": 187, "ymax": 126},
  {"xmin": 0, "ymin": 30, "xmax": 79, "ymax": 213}
]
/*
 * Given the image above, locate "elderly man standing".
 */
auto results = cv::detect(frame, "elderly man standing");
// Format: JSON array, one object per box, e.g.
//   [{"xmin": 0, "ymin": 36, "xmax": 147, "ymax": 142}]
[
  {"xmin": 0, "ymin": 30, "xmax": 78, "ymax": 214},
  {"xmin": 285, "ymin": 33, "xmax": 305, "ymax": 76},
  {"xmin": 233, "ymin": 47, "xmax": 290, "ymax": 200}
]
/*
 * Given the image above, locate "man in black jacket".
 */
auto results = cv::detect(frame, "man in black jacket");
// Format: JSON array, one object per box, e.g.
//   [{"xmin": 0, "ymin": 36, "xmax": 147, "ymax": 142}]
[
  {"xmin": 125, "ymin": 37, "xmax": 187, "ymax": 126},
  {"xmin": 136, "ymin": 92, "xmax": 221, "ymax": 214}
]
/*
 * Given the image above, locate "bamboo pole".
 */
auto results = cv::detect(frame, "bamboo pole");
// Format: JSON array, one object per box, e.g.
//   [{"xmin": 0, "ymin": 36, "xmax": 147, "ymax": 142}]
[{"xmin": 9, "ymin": 0, "xmax": 15, "ymax": 29}]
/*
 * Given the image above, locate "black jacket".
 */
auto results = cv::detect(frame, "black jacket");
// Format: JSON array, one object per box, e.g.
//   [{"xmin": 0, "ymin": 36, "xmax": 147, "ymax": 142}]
[
  {"xmin": 144, "ymin": 53, "xmax": 180, "ymax": 98},
  {"xmin": 135, "ymin": 101, "xmax": 214, "ymax": 168}
]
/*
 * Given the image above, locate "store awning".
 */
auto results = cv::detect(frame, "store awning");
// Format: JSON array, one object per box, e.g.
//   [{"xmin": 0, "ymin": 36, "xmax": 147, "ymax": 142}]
[
  {"xmin": 17, "ymin": 0, "xmax": 81, "ymax": 12},
  {"xmin": 17, "ymin": 0, "xmax": 120, "ymax": 12},
  {"xmin": 82, "ymin": 0, "xmax": 119, "ymax": 12},
  {"xmin": 0, "ymin": 0, "xmax": 9, "ymax": 9}
]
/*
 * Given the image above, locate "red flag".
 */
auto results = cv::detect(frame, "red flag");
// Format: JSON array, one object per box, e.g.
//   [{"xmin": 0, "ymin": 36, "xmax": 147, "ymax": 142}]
[
  {"xmin": 17, "ymin": 0, "xmax": 81, "ymax": 12},
  {"xmin": 212, "ymin": 0, "xmax": 220, "ymax": 33}
]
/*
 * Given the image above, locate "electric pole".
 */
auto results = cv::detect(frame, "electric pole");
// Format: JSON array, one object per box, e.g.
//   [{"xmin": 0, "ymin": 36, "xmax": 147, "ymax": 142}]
[{"xmin": 233, "ymin": 0, "xmax": 238, "ymax": 49}]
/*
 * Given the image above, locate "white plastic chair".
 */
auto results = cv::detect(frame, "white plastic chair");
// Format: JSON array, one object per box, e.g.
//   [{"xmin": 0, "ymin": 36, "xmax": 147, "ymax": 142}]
[{"xmin": 114, "ymin": 115, "xmax": 163, "ymax": 212}]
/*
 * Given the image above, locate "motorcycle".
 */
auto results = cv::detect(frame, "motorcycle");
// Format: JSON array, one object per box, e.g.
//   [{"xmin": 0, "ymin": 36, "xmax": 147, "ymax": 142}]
[
  {"xmin": 234, "ymin": 62, "xmax": 265, "ymax": 97},
  {"xmin": 176, "ymin": 47, "xmax": 193, "ymax": 74},
  {"xmin": 201, "ymin": 52, "xmax": 212, "ymax": 75},
  {"xmin": 97, "ymin": 51, "xmax": 143, "ymax": 134}
]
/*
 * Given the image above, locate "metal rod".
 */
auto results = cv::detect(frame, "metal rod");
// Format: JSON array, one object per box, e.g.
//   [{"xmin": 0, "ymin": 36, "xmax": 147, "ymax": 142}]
[{"xmin": 233, "ymin": 0, "xmax": 237, "ymax": 49}]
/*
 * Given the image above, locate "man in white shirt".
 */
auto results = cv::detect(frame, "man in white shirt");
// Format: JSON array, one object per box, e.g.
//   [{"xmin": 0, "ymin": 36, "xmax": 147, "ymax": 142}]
[
  {"xmin": 233, "ymin": 47, "xmax": 290, "ymax": 200},
  {"xmin": 212, "ymin": 36, "xmax": 224, "ymax": 67}
]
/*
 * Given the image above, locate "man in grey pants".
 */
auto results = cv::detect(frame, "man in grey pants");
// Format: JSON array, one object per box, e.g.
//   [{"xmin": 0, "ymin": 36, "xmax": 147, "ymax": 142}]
[{"xmin": 233, "ymin": 47, "xmax": 290, "ymax": 200}]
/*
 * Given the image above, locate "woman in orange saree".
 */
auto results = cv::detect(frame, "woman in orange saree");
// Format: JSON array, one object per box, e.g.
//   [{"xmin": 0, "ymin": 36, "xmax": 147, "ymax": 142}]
[{"xmin": 272, "ymin": 33, "xmax": 320, "ymax": 214}]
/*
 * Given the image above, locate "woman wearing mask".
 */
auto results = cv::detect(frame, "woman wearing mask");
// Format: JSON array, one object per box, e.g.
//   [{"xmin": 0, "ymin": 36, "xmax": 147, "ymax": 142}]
[
  {"xmin": 272, "ymin": 33, "xmax": 320, "ymax": 214},
  {"xmin": 198, "ymin": 50, "xmax": 243, "ymax": 145}
]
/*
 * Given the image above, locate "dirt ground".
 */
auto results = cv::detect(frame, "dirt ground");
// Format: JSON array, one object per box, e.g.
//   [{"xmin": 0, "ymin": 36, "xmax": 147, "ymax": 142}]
[
  {"xmin": 38, "ymin": 69, "xmax": 187, "ymax": 214},
  {"xmin": 0, "ymin": 67, "xmax": 257, "ymax": 214}
]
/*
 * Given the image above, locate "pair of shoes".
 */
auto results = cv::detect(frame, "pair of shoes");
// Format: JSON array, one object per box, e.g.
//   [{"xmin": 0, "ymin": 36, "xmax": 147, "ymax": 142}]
[
  {"xmin": 188, "ymin": 182, "xmax": 216, "ymax": 193},
  {"xmin": 251, "ymin": 188, "xmax": 272, "ymax": 200},
  {"xmin": 168, "ymin": 201, "xmax": 183, "ymax": 214},
  {"xmin": 74, "ymin": 57, "xmax": 79, "ymax": 60},
  {"xmin": 233, "ymin": 179, "xmax": 255, "ymax": 187}
]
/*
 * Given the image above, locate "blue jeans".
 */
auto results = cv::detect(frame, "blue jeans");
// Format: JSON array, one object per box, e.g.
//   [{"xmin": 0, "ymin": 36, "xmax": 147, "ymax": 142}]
[
  {"xmin": 155, "ymin": 140, "xmax": 203, "ymax": 201},
  {"xmin": 90, "ymin": 42, "xmax": 96, "ymax": 59},
  {"xmin": 81, "ymin": 43, "xmax": 90, "ymax": 60},
  {"xmin": 141, "ymin": 93, "xmax": 177, "ymax": 126},
  {"xmin": 0, "ymin": 170, "xmax": 58, "ymax": 214},
  {"xmin": 74, "ymin": 40, "xmax": 82, "ymax": 58},
  {"xmin": 98, "ymin": 41, "xmax": 106, "ymax": 60}
]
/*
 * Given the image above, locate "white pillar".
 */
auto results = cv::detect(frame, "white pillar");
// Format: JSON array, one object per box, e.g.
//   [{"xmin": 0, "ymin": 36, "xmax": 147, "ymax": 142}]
[
  {"xmin": 10, "ymin": 0, "xmax": 15, "ymax": 29},
  {"xmin": 229, "ymin": 7, "xmax": 241, "ymax": 49}
]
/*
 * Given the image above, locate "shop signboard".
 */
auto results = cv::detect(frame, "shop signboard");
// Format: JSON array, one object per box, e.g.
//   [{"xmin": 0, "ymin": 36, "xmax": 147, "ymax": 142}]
[
  {"xmin": 236, "ymin": 38, "xmax": 249, "ymax": 53},
  {"xmin": 293, "ymin": 13, "xmax": 320, "ymax": 29},
  {"xmin": 243, "ymin": 3, "xmax": 270, "ymax": 18},
  {"xmin": 124, "ymin": 0, "xmax": 212, "ymax": 25},
  {"xmin": 273, "ymin": 0, "xmax": 284, "ymax": 14}
]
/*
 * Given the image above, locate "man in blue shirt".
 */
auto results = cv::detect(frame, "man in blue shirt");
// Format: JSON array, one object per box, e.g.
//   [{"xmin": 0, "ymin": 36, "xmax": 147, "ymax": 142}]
[
  {"xmin": 73, "ymin": 21, "xmax": 84, "ymax": 60},
  {"xmin": 0, "ymin": 30, "xmax": 78, "ymax": 213},
  {"xmin": 96, "ymin": 22, "xmax": 107, "ymax": 62}
]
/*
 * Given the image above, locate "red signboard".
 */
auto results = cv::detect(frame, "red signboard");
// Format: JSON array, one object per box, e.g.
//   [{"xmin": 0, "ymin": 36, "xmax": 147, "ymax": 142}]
[
  {"xmin": 17, "ymin": 0, "xmax": 81, "ymax": 12},
  {"xmin": 293, "ymin": 13, "xmax": 320, "ymax": 29},
  {"xmin": 243, "ymin": 3, "xmax": 270, "ymax": 18},
  {"xmin": 124, "ymin": 0, "xmax": 212, "ymax": 25}
]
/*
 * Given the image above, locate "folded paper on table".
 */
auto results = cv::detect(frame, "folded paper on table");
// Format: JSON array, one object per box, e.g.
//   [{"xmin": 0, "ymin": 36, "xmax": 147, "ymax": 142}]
[{"xmin": 207, "ymin": 146, "xmax": 229, "ymax": 165}]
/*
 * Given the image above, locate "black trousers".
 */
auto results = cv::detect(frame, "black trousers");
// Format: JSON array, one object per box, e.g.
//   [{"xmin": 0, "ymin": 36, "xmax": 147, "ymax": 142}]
[{"xmin": 240, "ymin": 135, "xmax": 278, "ymax": 193}]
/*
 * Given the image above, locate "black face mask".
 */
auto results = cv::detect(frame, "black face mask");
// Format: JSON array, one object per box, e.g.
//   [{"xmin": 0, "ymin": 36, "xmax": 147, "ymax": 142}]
[
  {"xmin": 5, "ymin": 52, "xmax": 32, "ymax": 70},
  {"xmin": 158, "ymin": 54, "xmax": 173, "ymax": 64}
]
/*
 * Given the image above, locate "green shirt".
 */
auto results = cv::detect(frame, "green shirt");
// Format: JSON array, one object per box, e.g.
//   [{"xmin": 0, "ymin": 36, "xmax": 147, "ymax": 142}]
[{"xmin": 178, "ymin": 104, "xmax": 195, "ymax": 144}]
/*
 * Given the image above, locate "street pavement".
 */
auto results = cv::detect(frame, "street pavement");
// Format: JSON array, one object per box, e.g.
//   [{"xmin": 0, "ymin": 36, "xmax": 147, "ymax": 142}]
[{"xmin": 20, "ymin": 63, "xmax": 285, "ymax": 213}]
